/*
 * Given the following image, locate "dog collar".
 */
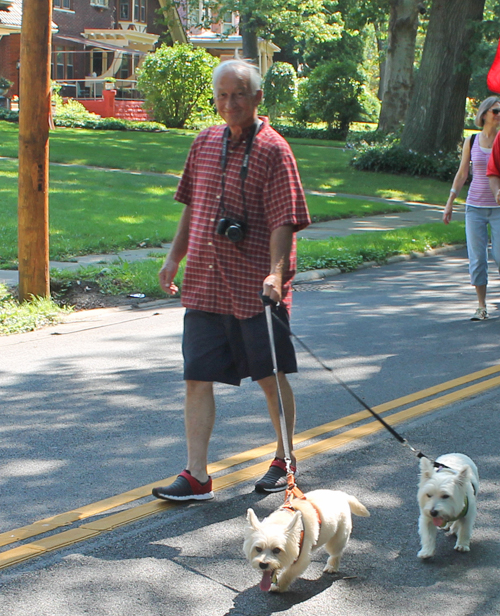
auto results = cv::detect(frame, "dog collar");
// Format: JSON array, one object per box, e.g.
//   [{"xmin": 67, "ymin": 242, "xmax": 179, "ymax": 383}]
[{"xmin": 439, "ymin": 497, "xmax": 469, "ymax": 528}]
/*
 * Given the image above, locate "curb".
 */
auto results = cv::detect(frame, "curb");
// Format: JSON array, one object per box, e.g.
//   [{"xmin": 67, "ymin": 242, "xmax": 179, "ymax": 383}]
[{"xmin": 294, "ymin": 243, "xmax": 466, "ymax": 283}]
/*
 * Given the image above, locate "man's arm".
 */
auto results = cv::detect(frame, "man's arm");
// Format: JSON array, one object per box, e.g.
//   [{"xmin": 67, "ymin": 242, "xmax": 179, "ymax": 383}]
[
  {"xmin": 262, "ymin": 224, "xmax": 294, "ymax": 303},
  {"xmin": 158, "ymin": 205, "xmax": 191, "ymax": 295},
  {"xmin": 487, "ymin": 132, "xmax": 500, "ymax": 205},
  {"xmin": 489, "ymin": 175, "xmax": 500, "ymax": 205}
]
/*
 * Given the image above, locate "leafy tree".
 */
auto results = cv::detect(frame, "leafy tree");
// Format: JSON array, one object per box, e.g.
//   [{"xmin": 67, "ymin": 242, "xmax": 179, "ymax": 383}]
[
  {"xmin": 136, "ymin": 43, "xmax": 218, "ymax": 128},
  {"xmin": 263, "ymin": 62, "xmax": 296, "ymax": 120},
  {"xmin": 295, "ymin": 58, "xmax": 364, "ymax": 137},
  {"xmin": 159, "ymin": 0, "xmax": 343, "ymax": 62}
]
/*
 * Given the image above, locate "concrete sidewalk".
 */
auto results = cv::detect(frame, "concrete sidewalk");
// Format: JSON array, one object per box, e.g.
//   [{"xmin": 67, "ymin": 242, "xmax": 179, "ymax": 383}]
[{"xmin": 0, "ymin": 201, "xmax": 464, "ymax": 287}]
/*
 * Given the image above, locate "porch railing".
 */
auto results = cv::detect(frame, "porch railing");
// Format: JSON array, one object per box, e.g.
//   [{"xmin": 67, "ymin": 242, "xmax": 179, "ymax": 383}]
[{"xmin": 55, "ymin": 79, "xmax": 143, "ymax": 100}]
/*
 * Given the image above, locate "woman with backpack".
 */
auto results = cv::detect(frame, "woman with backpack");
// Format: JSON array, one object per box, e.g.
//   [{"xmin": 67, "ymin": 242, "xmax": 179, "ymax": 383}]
[{"xmin": 443, "ymin": 96, "xmax": 500, "ymax": 320}]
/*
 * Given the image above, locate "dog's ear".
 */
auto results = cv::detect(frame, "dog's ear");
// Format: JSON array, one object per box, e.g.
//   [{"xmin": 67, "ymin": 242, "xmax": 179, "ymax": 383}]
[
  {"xmin": 247, "ymin": 508, "xmax": 261, "ymax": 530},
  {"xmin": 284, "ymin": 511, "xmax": 302, "ymax": 535},
  {"xmin": 455, "ymin": 465, "xmax": 472, "ymax": 488},
  {"xmin": 419, "ymin": 457, "xmax": 434, "ymax": 481}
]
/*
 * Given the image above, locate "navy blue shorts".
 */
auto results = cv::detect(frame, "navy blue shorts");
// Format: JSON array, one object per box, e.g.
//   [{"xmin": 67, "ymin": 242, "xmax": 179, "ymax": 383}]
[{"xmin": 182, "ymin": 307, "xmax": 298, "ymax": 385}]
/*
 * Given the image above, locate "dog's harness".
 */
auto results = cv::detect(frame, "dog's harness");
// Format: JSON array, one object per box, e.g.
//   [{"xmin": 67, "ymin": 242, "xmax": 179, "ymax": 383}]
[{"xmin": 279, "ymin": 482, "xmax": 322, "ymax": 564}]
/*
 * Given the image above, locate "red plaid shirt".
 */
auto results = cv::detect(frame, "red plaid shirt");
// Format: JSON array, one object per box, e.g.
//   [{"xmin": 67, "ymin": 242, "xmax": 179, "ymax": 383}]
[{"xmin": 175, "ymin": 117, "xmax": 310, "ymax": 320}]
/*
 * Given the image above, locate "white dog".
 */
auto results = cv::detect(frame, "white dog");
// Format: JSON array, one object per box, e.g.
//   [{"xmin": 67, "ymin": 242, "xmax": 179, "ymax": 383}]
[
  {"xmin": 243, "ymin": 489, "xmax": 370, "ymax": 592},
  {"xmin": 417, "ymin": 453, "xmax": 479, "ymax": 559}
]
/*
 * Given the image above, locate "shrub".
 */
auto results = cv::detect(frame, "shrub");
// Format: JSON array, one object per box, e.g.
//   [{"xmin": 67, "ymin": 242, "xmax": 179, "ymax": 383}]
[
  {"xmin": 137, "ymin": 43, "xmax": 218, "ymax": 128},
  {"xmin": 350, "ymin": 142, "xmax": 462, "ymax": 181},
  {"xmin": 294, "ymin": 59, "xmax": 364, "ymax": 138},
  {"xmin": 263, "ymin": 62, "xmax": 297, "ymax": 121},
  {"xmin": 0, "ymin": 108, "xmax": 19, "ymax": 122},
  {"xmin": 0, "ymin": 104, "xmax": 166, "ymax": 132},
  {"xmin": 271, "ymin": 123, "xmax": 345, "ymax": 141}
]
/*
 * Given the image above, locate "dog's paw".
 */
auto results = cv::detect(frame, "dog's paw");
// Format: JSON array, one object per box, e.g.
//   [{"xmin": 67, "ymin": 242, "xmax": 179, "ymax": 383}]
[
  {"xmin": 270, "ymin": 582, "xmax": 288, "ymax": 593},
  {"xmin": 454, "ymin": 543, "xmax": 470, "ymax": 553},
  {"xmin": 323, "ymin": 564, "xmax": 339, "ymax": 574},
  {"xmin": 417, "ymin": 548, "xmax": 434, "ymax": 559}
]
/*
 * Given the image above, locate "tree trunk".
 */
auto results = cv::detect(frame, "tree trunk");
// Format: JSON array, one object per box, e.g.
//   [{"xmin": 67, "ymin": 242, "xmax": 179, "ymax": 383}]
[
  {"xmin": 378, "ymin": 0, "xmax": 419, "ymax": 133},
  {"xmin": 400, "ymin": 0, "xmax": 485, "ymax": 154},
  {"xmin": 240, "ymin": 12, "xmax": 259, "ymax": 64}
]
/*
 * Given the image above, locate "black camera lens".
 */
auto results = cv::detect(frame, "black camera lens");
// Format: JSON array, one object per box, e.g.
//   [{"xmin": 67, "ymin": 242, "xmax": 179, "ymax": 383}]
[{"xmin": 226, "ymin": 223, "xmax": 245, "ymax": 243}]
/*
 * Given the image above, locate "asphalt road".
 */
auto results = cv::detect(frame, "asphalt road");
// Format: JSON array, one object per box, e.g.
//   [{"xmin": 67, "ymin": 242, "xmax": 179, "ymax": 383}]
[{"xmin": 1, "ymin": 246, "xmax": 499, "ymax": 616}]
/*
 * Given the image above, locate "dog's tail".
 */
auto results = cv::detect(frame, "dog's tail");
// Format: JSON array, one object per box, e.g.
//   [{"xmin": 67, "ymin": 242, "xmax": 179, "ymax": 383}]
[{"xmin": 346, "ymin": 495, "xmax": 370, "ymax": 517}]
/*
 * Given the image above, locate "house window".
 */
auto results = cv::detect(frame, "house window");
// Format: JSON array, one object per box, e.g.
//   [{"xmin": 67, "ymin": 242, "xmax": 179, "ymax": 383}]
[
  {"xmin": 134, "ymin": 0, "xmax": 139, "ymax": 21},
  {"xmin": 90, "ymin": 0, "xmax": 109, "ymax": 7},
  {"xmin": 140, "ymin": 0, "xmax": 146, "ymax": 22},
  {"xmin": 120, "ymin": 0, "xmax": 129, "ymax": 20},
  {"xmin": 53, "ymin": 0, "xmax": 72, "ymax": 9},
  {"xmin": 222, "ymin": 11, "xmax": 233, "ymax": 34},
  {"xmin": 52, "ymin": 46, "xmax": 75, "ymax": 80}
]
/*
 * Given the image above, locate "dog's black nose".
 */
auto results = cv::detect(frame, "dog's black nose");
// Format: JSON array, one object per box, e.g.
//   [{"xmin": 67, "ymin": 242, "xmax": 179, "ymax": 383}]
[
  {"xmin": 430, "ymin": 509, "xmax": 439, "ymax": 517},
  {"xmin": 259, "ymin": 562, "xmax": 268, "ymax": 570}
]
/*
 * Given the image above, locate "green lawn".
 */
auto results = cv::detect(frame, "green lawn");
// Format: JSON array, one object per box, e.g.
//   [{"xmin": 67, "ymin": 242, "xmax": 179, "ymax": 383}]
[
  {"xmin": 1, "ymin": 122, "xmax": 458, "ymax": 204},
  {"xmin": 0, "ymin": 158, "xmax": 183, "ymax": 268}
]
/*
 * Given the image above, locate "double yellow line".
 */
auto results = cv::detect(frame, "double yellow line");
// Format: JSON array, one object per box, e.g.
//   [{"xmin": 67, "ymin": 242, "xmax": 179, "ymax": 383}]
[{"xmin": 2, "ymin": 364, "xmax": 500, "ymax": 571}]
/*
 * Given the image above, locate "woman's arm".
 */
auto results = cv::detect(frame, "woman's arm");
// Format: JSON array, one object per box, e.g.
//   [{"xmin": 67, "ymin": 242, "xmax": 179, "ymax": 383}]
[{"xmin": 443, "ymin": 136, "xmax": 473, "ymax": 224}]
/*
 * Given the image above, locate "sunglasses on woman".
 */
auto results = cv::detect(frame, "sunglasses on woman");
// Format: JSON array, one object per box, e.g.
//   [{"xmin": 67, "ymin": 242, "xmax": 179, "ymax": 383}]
[{"xmin": 491, "ymin": 108, "xmax": 500, "ymax": 114}]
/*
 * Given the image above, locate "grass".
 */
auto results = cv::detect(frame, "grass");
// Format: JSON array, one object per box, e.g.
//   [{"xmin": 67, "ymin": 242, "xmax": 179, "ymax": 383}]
[
  {"xmin": 0, "ymin": 158, "xmax": 183, "ymax": 268},
  {"xmin": 1, "ymin": 122, "xmax": 460, "ymax": 204},
  {"xmin": 296, "ymin": 222, "xmax": 465, "ymax": 273},
  {"xmin": 47, "ymin": 222, "xmax": 466, "ymax": 301},
  {"xmin": 0, "ymin": 156, "xmax": 410, "ymax": 268},
  {"xmin": 1, "ymin": 120, "xmax": 465, "ymax": 334},
  {"xmin": 51, "ymin": 258, "xmax": 186, "ymax": 299},
  {"xmin": 0, "ymin": 283, "xmax": 72, "ymax": 335}
]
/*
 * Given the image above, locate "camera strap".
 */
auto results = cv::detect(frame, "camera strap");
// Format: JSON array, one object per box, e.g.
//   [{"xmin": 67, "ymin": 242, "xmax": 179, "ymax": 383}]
[{"xmin": 219, "ymin": 119, "xmax": 261, "ymax": 219}]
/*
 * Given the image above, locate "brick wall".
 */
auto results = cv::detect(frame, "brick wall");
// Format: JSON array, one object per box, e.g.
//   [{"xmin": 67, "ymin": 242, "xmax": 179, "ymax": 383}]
[
  {"xmin": 78, "ymin": 89, "xmax": 152, "ymax": 121},
  {"xmin": 0, "ymin": 33, "xmax": 21, "ymax": 96},
  {"xmin": 52, "ymin": 0, "xmax": 116, "ymax": 37}
]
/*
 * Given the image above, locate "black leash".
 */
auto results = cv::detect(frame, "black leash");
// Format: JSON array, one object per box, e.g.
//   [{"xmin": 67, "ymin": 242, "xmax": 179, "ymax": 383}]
[{"xmin": 264, "ymin": 298, "xmax": 449, "ymax": 470}]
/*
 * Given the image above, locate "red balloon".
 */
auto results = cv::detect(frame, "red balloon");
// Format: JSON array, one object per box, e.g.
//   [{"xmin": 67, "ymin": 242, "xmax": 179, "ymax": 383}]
[{"xmin": 487, "ymin": 38, "xmax": 500, "ymax": 94}]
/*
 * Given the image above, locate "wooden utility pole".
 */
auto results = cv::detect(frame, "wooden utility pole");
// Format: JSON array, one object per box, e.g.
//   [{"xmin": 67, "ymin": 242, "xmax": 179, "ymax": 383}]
[{"xmin": 17, "ymin": 0, "xmax": 52, "ymax": 301}]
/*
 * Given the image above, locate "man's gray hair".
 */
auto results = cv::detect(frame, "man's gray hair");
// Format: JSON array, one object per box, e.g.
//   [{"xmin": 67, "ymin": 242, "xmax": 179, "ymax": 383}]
[
  {"xmin": 213, "ymin": 59, "xmax": 262, "ymax": 96},
  {"xmin": 475, "ymin": 96, "xmax": 500, "ymax": 127}
]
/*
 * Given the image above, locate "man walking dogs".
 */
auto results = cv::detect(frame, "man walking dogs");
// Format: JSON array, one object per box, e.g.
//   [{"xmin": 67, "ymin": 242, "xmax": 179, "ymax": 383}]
[{"xmin": 152, "ymin": 59, "xmax": 310, "ymax": 502}]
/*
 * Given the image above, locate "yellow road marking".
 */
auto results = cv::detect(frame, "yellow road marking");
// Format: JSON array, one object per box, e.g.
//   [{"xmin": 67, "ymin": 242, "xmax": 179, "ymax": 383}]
[{"xmin": 1, "ymin": 366, "xmax": 499, "ymax": 570}]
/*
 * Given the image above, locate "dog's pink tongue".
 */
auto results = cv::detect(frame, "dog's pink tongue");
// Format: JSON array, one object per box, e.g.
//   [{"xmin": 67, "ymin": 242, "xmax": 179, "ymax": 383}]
[
  {"xmin": 432, "ymin": 517, "xmax": 444, "ymax": 527},
  {"xmin": 260, "ymin": 570, "xmax": 272, "ymax": 592}
]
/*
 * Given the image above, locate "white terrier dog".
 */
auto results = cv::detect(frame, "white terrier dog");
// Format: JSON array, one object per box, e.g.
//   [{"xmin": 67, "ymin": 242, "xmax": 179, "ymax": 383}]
[
  {"xmin": 243, "ymin": 489, "xmax": 370, "ymax": 592},
  {"xmin": 417, "ymin": 453, "xmax": 479, "ymax": 559}
]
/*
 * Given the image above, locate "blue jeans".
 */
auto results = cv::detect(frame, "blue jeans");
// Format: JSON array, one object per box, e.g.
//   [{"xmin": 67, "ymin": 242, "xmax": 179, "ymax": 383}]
[{"xmin": 466, "ymin": 205, "xmax": 500, "ymax": 286}]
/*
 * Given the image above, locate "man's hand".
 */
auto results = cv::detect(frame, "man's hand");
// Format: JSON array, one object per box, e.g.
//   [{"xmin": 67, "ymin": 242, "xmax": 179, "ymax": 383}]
[
  {"xmin": 496, "ymin": 189, "xmax": 500, "ymax": 206},
  {"xmin": 159, "ymin": 258, "xmax": 179, "ymax": 295},
  {"xmin": 262, "ymin": 272, "xmax": 282, "ymax": 304}
]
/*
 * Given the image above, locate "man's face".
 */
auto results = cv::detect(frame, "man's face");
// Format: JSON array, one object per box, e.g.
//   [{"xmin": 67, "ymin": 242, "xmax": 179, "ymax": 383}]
[{"xmin": 214, "ymin": 70, "xmax": 262, "ymax": 132}]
